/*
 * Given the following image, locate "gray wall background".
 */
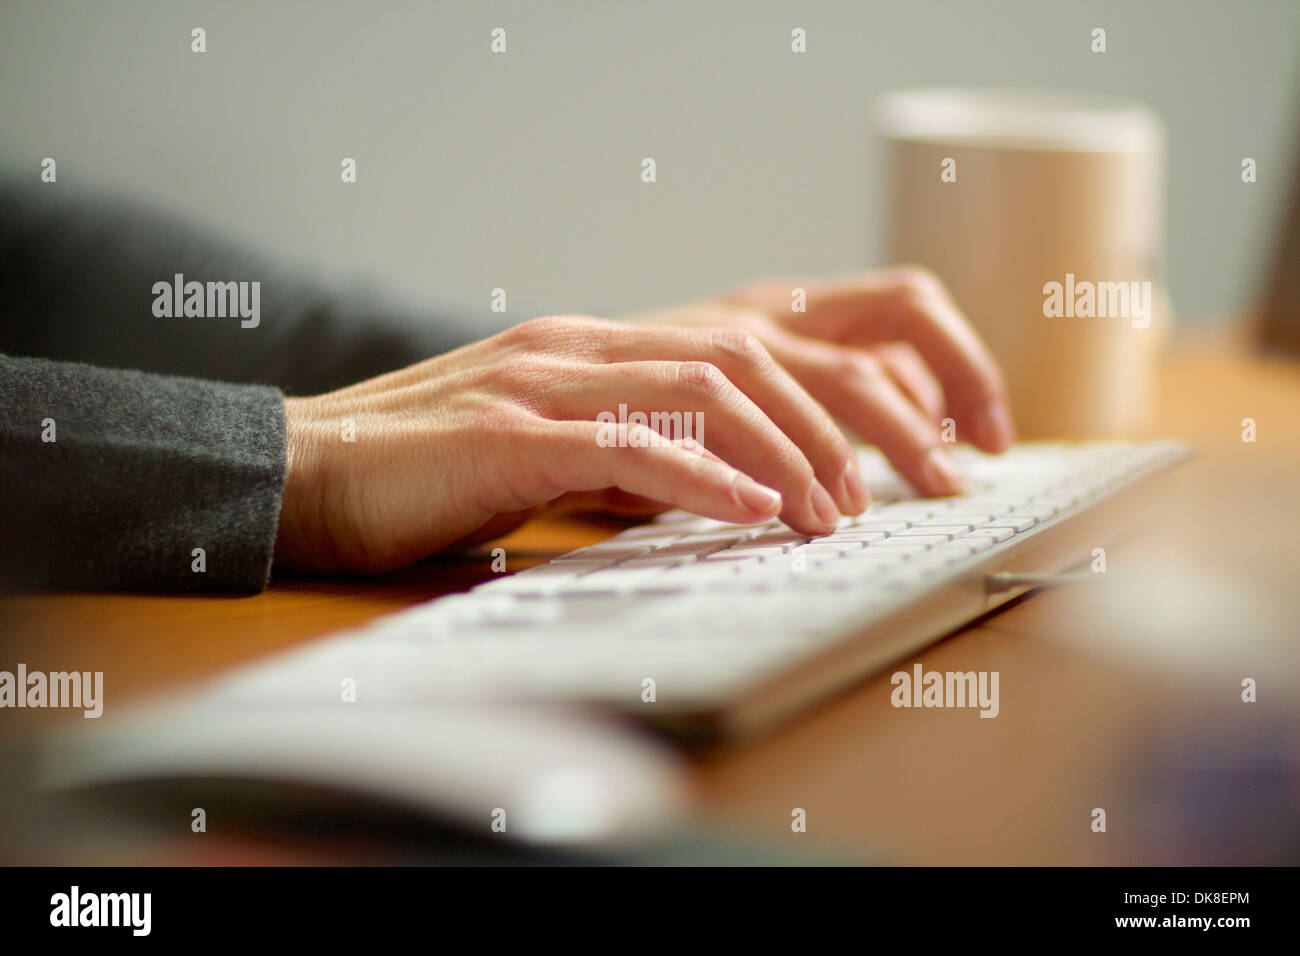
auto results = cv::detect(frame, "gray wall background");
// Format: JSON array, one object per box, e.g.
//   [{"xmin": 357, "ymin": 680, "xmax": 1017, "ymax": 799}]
[{"xmin": 3, "ymin": 0, "xmax": 1297, "ymax": 329}]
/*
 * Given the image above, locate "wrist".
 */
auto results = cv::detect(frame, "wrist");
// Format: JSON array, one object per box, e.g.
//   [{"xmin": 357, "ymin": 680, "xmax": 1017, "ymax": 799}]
[{"xmin": 275, "ymin": 397, "xmax": 333, "ymax": 572}]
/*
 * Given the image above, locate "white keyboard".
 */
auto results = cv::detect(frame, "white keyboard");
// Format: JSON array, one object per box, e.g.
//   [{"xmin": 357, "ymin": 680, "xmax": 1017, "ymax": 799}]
[{"xmin": 212, "ymin": 441, "xmax": 1189, "ymax": 737}]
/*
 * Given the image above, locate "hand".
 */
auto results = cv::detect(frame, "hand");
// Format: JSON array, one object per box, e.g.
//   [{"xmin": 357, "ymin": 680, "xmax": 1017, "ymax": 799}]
[
  {"xmin": 631, "ymin": 267, "xmax": 1016, "ymax": 496},
  {"xmin": 275, "ymin": 315, "xmax": 870, "ymax": 574}
]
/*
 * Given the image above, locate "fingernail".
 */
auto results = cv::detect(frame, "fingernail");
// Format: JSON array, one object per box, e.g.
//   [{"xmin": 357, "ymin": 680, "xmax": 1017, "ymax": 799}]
[
  {"xmin": 809, "ymin": 481, "xmax": 840, "ymax": 529},
  {"xmin": 841, "ymin": 457, "xmax": 871, "ymax": 514},
  {"xmin": 922, "ymin": 446, "xmax": 966, "ymax": 495},
  {"xmin": 733, "ymin": 475, "xmax": 782, "ymax": 516},
  {"xmin": 980, "ymin": 398, "xmax": 1016, "ymax": 451}
]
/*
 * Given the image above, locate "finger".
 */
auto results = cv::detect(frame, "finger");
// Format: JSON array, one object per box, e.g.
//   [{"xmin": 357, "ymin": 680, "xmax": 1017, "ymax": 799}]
[
  {"xmin": 546, "ymin": 360, "xmax": 843, "ymax": 534},
  {"xmin": 540, "ymin": 437, "xmax": 733, "ymax": 520},
  {"xmin": 868, "ymin": 342, "xmax": 946, "ymax": 425},
  {"xmin": 593, "ymin": 324, "xmax": 869, "ymax": 515},
  {"xmin": 531, "ymin": 422, "xmax": 785, "ymax": 526},
  {"xmin": 760, "ymin": 329, "xmax": 967, "ymax": 497},
  {"xmin": 544, "ymin": 434, "xmax": 733, "ymax": 516},
  {"xmin": 798, "ymin": 269, "xmax": 1015, "ymax": 452}
]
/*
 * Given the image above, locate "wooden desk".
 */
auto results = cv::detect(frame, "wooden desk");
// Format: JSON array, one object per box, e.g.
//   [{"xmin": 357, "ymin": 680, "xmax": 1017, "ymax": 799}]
[{"xmin": 4, "ymin": 338, "xmax": 1299, "ymax": 864}]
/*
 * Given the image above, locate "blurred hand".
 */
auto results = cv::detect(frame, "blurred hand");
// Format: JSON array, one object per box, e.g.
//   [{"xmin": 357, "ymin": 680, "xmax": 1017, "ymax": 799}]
[
  {"xmin": 275, "ymin": 315, "xmax": 869, "ymax": 574},
  {"xmin": 631, "ymin": 267, "xmax": 1016, "ymax": 496}
]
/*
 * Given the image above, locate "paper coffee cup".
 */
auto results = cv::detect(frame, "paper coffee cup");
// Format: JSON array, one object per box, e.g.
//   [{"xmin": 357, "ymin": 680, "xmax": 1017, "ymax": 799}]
[{"xmin": 877, "ymin": 88, "xmax": 1168, "ymax": 438}]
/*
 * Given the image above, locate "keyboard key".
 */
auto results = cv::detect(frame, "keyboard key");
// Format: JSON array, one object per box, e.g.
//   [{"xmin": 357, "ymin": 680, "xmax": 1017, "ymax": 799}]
[
  {"xmin": 673, "ymin": 531, "xmax": 753, "ymax": 547},
  {"xmin": 722, "ymin": 545, "xmax": 794, "ymax": 559},
  {"xmin": 871, "ymin": 535, "xmax": 949, "ymax": 549},
  {"xmin": 793, "ymin": 542, "xmax": 866, "ymax": 556},
  {"xmin": 748, "ymin": 531, "xmax": 810, "ymax": 549},
  {"xmin": 926, "ymin": 513, "xmax": 993, "ymax": 526},
  {"xmin": 553, "ymin": 545, "xmax": 650, "ymax": 562},
  {"xmin": 514, "ymin": 560, "xmax": 609, "ymax": 577},
  {"xmin": 618, "ymin": 554, "xmax": 689, "ymax": 568},
  {"xmin": 984, "ymin": 515, "xmax": 1036, "ymax": 532},
  {"xmin": 650, "ymin": 541, "xmax": 731, "ymax": 559},
  {"xmin": 875, "ymin": 505, "xmax": 937, "ymax": 519},
  {"xmin": 1031, "ymin": 495, "xmax": 1076, "ymax": 511},
  {"xmin": 850, "ymin": 520, "xmax": 911, "ymax": 534},
  {"xmin": 613, "ymin": 525, "xmax": 690, "ymax": 542},
  {"xmin": 825, "ymin": 531, "xmax": 888, "ymax": 543},
  {"xmin": 914, "ymin": 521, "xmax": 976, "ymax": 534},
  {"xmin": 951, "ymin": 500, "xmax": 1016, "ymax": 516},
  {"xmin": 841, "ymin": 551, "xmax": 912, "ymax": 566},
  {"xmin": 894, "ymin": 528, "xmax": 965, "ymax": 541},
  {"xmin": 954, "ymin": 536, "xmax": 996, "ymax": 553},
  {"xmin": 1013, "ymin": 505, "xmax": 1058, "ymax": 521},
  {"xmin": 472, "ymin": 569, "xmax": 593, "ymax": 597}
]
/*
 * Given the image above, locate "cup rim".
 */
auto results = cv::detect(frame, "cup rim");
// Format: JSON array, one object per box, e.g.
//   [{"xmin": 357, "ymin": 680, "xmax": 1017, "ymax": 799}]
[{"xmin": 876, "ymin": 86, "xmax": 1163, "ymax": 153}]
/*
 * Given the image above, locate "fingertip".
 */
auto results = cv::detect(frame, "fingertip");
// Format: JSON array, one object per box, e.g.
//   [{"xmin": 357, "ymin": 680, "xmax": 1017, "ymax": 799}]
[
  {"xmin": 840, "ymin": 457, "xmax": 872, "ymax": 515},
  {"xmin": 920, "ymin": 446, "xmax": 967, "ymax": 497},
  {"xmin": 977, "ymin": 398, "xmax": 1017, "ymax": 453},
  {"xmin": 732, "ymin": 474, "xmax": 783, "ymax": 519},
  {"xmin": 809, "ymin": 481, "xmax": 840, "ymax": 530}
]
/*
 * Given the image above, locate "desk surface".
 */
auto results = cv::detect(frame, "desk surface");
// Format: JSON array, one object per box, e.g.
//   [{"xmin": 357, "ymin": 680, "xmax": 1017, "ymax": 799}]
[{"xmin": 4, "ymin": 337, "xmax": 1299, "ymax": 865}]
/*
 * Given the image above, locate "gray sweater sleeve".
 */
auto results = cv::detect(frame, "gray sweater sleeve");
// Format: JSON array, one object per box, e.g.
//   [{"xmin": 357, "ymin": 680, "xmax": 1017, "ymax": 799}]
[{"xmin": 0, "ymin": 353, "xmax": 285, "ymax": 593}]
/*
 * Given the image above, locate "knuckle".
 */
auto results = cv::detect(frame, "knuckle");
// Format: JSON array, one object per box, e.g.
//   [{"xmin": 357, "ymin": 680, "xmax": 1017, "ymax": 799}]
[
  {"xmin": 497, "ymin": 316, "xmax": 549, "ymax": 347},
  {"xmin": 709, "ymin": 327, "xmax": 768, "ymax": 365},
  {"xmin": 675, "ymin": 360, "xmax": 728, "ymax": 397},
  {"xmin": 835, "ymin": 350, "xmax": 884, "ymax": 383},
  {"xmin": 888, "ymin": 264, "xmax": 944, "ymax": 302},
  {"xmin": 483, "ymin": 405, "xmax": 537, "ymax": 442},
  {"xmin": 502, "ymin": 314, "xmax": 606, "ymax": 347}
]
